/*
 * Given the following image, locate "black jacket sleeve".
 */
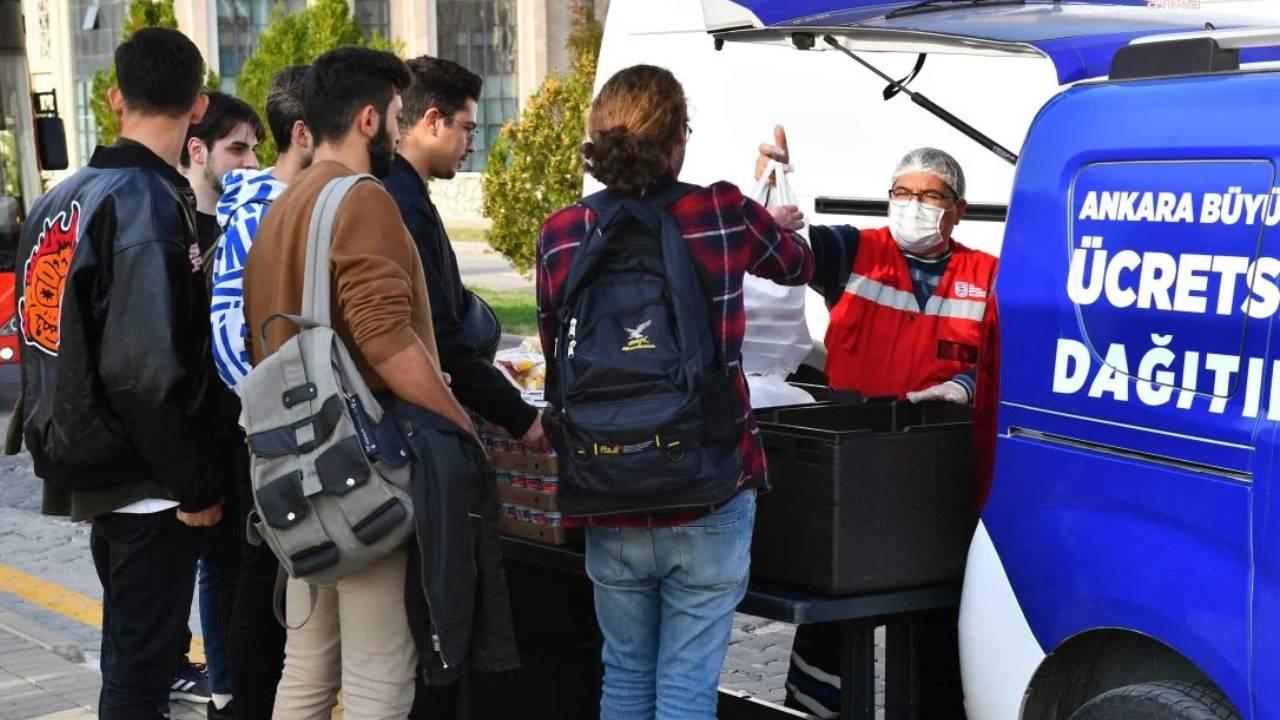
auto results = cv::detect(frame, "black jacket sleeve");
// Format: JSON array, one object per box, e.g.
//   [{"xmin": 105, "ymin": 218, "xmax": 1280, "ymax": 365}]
[
  {"xmin": 446, "ymin": 355, "xmax": 538, "ymax": 437},
  {"xmin": 395, "ymin": 188, "xmax": 538, "ymax": 438},
  {"xmin": 98, "ymin": 231, "xmax": 222, "ymax": 512},
  {"xmin": 808, "ymin": 224, "xmax": 862, "ymax": 309}
]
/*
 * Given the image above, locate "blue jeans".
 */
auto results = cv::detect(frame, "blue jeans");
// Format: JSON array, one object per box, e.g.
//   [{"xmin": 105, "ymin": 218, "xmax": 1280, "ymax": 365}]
[
  {"xmin": 197, "ymin": 491, "xmax": 240, "ymax": 695},
  {"xmin": 585, "ymin": 489, "xmax": 756, "ymax": 720}
]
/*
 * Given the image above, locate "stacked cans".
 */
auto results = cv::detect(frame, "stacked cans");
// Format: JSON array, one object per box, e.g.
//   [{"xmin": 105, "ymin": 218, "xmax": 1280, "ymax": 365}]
[{"xmin": 482, "ymin": 425, "xmax": 567, "ymax": 543}]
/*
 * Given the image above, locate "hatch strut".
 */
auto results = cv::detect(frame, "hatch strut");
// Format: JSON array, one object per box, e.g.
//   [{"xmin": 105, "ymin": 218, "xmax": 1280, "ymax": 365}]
[{"xmin": 822, "ymin": 34, "xmax": 1018, "ymax": 165}]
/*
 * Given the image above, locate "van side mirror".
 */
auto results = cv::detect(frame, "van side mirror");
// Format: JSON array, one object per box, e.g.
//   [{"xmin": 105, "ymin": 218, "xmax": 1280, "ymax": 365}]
[{"xmin": 32, "ymin": 91, "xmax": 69, "ymax": 171}]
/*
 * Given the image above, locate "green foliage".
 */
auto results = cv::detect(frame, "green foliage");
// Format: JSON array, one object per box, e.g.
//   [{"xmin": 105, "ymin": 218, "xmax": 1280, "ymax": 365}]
[
  {"xmin": 480, "ymin": 1, "xmax": 602, "ymax": 275},
  {"xmin": 467, "ymin": 286, "xmax": 538, "ymax": 337},
  {"xmin": 89, "ymin": 0, "xmax": 219, "ymax": 147},
  {"xmin": 237, "ymin": 0, "xmax": 398, "ymax": 166}
]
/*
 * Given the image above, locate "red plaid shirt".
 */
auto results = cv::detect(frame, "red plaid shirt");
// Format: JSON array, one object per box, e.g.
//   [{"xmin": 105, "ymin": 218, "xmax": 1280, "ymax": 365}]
[{"xmin": 537, "ymin": 180, "xmax": 814, "ymax": 527}]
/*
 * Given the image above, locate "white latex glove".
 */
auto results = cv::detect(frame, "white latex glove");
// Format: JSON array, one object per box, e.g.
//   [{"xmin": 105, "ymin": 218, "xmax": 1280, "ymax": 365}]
[{"xmin": 906, "ymin": 380, "xmax": 969, "ymax": 405}]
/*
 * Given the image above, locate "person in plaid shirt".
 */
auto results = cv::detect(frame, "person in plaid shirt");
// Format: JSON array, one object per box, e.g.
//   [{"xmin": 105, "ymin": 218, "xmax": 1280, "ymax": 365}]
[{"xmin": 536, "ymin": 64, "xmax": 813, "ymax": 720}]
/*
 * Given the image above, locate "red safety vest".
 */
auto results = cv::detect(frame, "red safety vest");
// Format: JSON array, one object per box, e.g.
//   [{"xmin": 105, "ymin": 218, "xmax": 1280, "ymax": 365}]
[{"xmin": 824, "ymin": 226, "xmax": 998, "ymax": 398}]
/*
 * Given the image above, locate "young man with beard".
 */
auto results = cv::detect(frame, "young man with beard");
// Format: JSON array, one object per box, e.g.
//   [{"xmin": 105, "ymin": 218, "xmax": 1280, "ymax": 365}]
[
  {"xmin": 244, "ymin": 47, "xmax": 475, "ymax": 718},
  {"xmin": 173, "ymin": 89, "xmax": 265, "ymax": 718},
  {"xmin": 209, "ymin": 64, "xmax": 313, "ymax": 720},
  {"xmin": 15, "ymin": 28, "xmax": 220, "ymax": 720}
]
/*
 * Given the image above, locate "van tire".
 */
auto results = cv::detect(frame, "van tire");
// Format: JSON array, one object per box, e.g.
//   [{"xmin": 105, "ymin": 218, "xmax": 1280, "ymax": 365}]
[{"xmin": 1069, "ymin": 681, "xmax": 1240, "ymax": 720}]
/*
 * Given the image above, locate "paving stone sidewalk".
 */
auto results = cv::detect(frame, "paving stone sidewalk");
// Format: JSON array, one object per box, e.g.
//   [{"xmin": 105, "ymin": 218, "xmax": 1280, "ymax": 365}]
[{"xmin": 0, "ymin": 626, "xmax": 204, "ymax": 720}]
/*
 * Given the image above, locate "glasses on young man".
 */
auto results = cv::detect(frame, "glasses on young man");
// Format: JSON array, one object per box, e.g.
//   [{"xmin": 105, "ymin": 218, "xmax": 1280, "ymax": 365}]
[{"xmin": 444, "ymin": 115, "xmax": 478, "ymax": 142}]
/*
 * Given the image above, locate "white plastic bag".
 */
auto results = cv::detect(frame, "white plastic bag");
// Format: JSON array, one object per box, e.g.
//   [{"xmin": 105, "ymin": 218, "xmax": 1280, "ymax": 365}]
[
  {"xmin": 746, "ymin": 374, "xmax": 815, "ymax": 409},
  {"xmin": 742, "ymin": 160, "xmax": 812, "ymax": 376}
]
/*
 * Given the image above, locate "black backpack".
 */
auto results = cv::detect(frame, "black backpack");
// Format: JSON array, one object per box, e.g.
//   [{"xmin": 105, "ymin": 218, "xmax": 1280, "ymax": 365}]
[{"xmin": 545, "ymin": 181, "xmax": 742, "ymax": 517}]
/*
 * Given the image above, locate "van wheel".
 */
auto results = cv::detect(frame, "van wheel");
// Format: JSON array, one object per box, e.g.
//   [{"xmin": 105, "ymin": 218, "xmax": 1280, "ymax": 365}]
[{"xmin": 1069, "ymin": 681, "xmax": 1240, "ymax": 720}]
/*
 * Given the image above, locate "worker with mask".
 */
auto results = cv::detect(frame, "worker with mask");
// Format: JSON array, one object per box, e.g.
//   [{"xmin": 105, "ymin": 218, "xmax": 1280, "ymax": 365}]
[{"xmin": 757, "ymin": 128, "xmax": 997, "ymax": 719}]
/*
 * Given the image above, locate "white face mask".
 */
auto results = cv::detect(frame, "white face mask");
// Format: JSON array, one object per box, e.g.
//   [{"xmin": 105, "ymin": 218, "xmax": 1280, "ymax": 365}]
[{"xmin": 888, "ymin": 198, "xmax": 947, "ymax": 254}]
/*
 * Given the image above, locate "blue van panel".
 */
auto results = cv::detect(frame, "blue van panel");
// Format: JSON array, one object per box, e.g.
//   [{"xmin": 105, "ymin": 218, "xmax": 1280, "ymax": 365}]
[
  {"xmin": 1000, "ymin": 73, "xmax": 1280, "ymax": 476},
  {"xmin": 989, "ymin": 70, "xmax": 1280, "ymax": 716},
  {"xmin": 984, "ymin": 434, "xmax": 1252, "ymax": 710}
]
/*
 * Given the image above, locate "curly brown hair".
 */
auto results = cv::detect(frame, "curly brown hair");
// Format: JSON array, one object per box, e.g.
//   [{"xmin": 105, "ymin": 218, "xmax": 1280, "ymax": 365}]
[{"xmin": 582, "ymin": 65, "xmax": 687, "ymax": 194}]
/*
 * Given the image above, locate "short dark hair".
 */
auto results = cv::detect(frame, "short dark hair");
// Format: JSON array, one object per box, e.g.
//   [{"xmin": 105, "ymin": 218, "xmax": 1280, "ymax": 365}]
[
  {"xmin": 267, "ymin": 65, "xmax": 309, "ymax": 153},
  {"xmin": 399, "ymin": 56, "xmax": 483, "ymax": 130},
  {"xmin": 180, "ymin": 91, "xmax": 266, "ymax": 167},
  {"xmin": 114, "ymin": 28, "xmax": 205, "ymax": 117},
  {"xmin": 303, "ymin": 47, "xmax": 412, "ymax": 145}
]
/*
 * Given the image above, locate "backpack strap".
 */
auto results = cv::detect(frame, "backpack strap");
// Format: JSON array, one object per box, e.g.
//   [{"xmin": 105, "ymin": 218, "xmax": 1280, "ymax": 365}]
[
  {"xmin": 300, "ymin": 174, "xmax": 377, "ymax": 327},
  {"xmin": 564, "ymin": 180, "xmax": 701, "ymax": 308},
  {"xmin": 257, "ymin": 174, "xmax": 375, "ymax": 352},
  {"xmin": 273, "ymin": 565, "xmax": 320, "ymax": 631}
]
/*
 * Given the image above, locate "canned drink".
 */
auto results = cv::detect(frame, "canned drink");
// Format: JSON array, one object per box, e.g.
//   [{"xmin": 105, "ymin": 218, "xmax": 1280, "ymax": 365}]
[
  {"xmin": 511, "ymin": 440, "xmax": 526, "ymax": 455},
  {"xmin": 492, "ymin": 436, "xmax": 510, "ymax": 453},
  {"xmin": 545, "ymin": 512, "xmax": 562, "ymax": 527},
  {"xmin": 541, "ymin": 476, "xmax": 559, "ymax": 494},
  {"xmin": 500, "ymin": 503, "xmax": 515, "ymax": 519},
  {"xmin": 512, "ymin": 474, "xmax": 528, "ymax": 489},
  {"xmin": 526, "ymin": 475, "xmax": 544, "ymax": 492},
  {"xmin": 516, "ymin": 506, "xmax": 532, "ymax": 523},
  {"xmin": 528, "ymin": 509, "xmax": 545, "ymax": 526}
]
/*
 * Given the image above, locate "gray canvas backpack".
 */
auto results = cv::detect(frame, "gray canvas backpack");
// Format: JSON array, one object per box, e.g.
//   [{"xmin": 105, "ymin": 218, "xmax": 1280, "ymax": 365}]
[{"xmin": 242, "ymin": 174, "xmax": 414, "ymax": 588}]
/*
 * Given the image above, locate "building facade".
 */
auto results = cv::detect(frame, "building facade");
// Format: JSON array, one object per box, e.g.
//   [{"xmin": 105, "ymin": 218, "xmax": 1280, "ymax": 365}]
[{"xmin": 22, "ymin": 0, "xmax": 607, "ymax": 222}]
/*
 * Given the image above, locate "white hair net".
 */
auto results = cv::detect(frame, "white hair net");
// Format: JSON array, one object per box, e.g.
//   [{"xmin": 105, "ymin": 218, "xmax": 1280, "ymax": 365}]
[{"xmin": 891, "ymin": 147, "xmax": 966, "ymax": 199}]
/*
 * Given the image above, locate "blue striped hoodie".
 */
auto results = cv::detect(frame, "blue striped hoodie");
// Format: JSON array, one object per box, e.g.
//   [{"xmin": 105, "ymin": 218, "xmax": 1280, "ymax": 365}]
[{"xmin": 211, "ymin": 167, "xmax": 287, "ymax": 391}]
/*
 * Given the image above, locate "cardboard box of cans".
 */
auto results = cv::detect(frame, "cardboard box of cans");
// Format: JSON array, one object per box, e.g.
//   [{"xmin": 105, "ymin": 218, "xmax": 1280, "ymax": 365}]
[
  {"xmin": 498, "ymin": 515, "xmax": 567, "ymax": 544},
  {"xmin": 482, "ymin": 425, "xmax": 567, "ymax": 545}
]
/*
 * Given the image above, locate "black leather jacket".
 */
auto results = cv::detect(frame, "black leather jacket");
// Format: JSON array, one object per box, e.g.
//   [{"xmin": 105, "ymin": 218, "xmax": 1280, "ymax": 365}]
[
  {"xmin": 390, "ymin": 400, "xmax": 520, "ymax": 685},
  {"xmin": 18, "ymin": 140, "xmax": 225, "ymax": 517}
]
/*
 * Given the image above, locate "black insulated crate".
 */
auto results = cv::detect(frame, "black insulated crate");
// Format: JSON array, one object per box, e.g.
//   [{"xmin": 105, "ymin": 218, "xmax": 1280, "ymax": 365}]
[{"xmin": 753, "ymin": 399, "xmax": 977, "ymax": 596}]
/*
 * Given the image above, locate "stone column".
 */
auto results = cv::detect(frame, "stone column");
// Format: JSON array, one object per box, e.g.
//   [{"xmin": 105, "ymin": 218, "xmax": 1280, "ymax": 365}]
[
  {"xmin": 175, "ymin": 0, "xmax": 218, "ymax": 82},
  {"xmin": 390, "ymin": 0, "xmax": 433, "ymax": 58},
  {"xmin": 516, "ymin": 0, "xmax": 548, "ymax": 108}
]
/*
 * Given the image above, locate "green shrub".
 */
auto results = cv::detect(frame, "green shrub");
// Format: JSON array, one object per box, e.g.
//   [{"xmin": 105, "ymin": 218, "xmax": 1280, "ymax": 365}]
[
  {"xmin": 480, "ymin": 2, "xmax": 601, "ymax": 275},
  {"xmin": 89, "ymin": 0, "xmax": 220, "ymax": 147},
  {"xmin": 236, "ymin": 0, "xmax": 397, "ymax": 166}
]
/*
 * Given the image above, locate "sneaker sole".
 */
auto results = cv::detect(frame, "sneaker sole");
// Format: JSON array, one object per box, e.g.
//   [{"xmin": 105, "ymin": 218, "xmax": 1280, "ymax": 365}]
[{"xmin": 170, "ymin": 692, "xmax": 213, "ymax": 703}]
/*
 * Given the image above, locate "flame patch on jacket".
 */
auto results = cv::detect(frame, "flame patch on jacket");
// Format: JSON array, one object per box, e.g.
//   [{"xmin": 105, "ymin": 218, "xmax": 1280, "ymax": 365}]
[{"xmin": 20, "ymin": 203, "xmax": 81, "ymax": 356}]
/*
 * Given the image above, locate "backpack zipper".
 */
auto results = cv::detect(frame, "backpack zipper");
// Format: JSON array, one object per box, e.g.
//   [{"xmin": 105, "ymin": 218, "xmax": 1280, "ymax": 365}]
[{"xmin": 566, "ymin": 317, "xmax": 578, "ymax": 358}]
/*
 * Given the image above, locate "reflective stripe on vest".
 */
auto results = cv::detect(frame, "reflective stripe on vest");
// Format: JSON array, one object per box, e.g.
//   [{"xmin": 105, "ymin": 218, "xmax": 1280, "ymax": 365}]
[{"xmin": 844, "ymin": 273, "xmax": 988, "ymax": 321}]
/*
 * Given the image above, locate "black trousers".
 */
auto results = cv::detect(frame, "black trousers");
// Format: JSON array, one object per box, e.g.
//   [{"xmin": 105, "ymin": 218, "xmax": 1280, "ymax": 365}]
[
  {"xmin": 92, "ymin": 510, "xmax": 203, "ymax": 720},
  {"xmin": 226, "ymin": 447, "xmax": 287, "ymax": 720}
]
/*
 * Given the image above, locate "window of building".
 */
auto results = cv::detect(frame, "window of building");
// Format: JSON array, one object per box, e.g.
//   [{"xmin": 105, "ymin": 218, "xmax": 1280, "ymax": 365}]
[
  {"xmin": 71, "ymin": 0, "xmax": 125, "ymax": 164},
  {"xmin": 353, "ymin": 0, "xmax": 390, "ymax": 41},
  {"xmin": 75, "ymin": 80, "xmax": 96, "ymax": 162},
  {"xmin": 436, "ymin": 0, "xmax": 518, "ymax": 172},
  {"xmin": 217, "ymin": 0, "xmax": 278, "ymax": 94}
]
